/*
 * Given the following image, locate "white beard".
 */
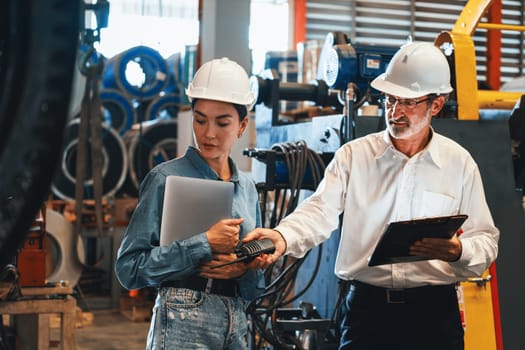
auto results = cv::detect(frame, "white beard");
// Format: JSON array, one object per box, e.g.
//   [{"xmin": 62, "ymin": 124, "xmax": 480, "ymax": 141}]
[{"xmin": 386, "ymin": 108, "xmax": 432, "ymax": 139}]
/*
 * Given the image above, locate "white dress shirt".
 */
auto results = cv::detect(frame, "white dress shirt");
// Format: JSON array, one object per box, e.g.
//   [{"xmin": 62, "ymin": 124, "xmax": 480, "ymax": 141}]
[{"xmin": 276, "ymin": 129, "xmax": 499, "ymax": 288}]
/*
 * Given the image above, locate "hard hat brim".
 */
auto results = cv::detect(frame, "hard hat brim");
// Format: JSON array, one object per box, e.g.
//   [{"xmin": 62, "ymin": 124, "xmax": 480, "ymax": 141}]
[
  {"xmin": 372, "ymin": 73, "xmax": 434, "ymax": 99},
  {"xmin": 185, "ymin": 88, "xmax": 255, "ymax": 111}
]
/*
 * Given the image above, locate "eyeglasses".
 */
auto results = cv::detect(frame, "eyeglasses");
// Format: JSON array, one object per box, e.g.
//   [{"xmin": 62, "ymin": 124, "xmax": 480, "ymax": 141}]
[{"xmin": 384, "ymin": 96, "xmax": 432, "ymax": 110}]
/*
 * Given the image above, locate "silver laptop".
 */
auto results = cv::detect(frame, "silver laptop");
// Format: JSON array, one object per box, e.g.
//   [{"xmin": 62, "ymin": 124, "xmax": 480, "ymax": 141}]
[{"xmin": 159, "ymin": 175, "xmax": 234, "ymax": 246}]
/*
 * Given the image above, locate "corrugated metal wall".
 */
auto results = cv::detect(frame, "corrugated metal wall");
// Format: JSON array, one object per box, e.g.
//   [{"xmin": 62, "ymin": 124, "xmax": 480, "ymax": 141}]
[{"xmin": 304, "ymin": 0, "xmax": 525, "ymax": 85}]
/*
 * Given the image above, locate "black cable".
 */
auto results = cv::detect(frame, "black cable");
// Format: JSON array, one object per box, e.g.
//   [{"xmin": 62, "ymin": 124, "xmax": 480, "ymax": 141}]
[
  {"xmin": 247, "ymin": 140, "xmax": 328, "ymax": 349},
  {"xmin": 248, "ymin": 255, "xmax": 308, "ymax": 348},
  {"xmin": 279, "ymin": 244, "xmax": 323, "ymax": 306}
]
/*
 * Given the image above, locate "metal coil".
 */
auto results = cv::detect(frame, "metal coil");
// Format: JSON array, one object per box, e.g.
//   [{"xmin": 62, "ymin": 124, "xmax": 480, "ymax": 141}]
[
  {"xmin": 51, "ymin": 118, "xmax": 128, "ymax": 200},
  {"xmin": 164, "ymin": 52, "xmax": 183, "ymax": 95},
  {"xmin": 102, "ymin": 45, "xmax": 169, "ymax": 101},
  {"xmin": 100, "ymin": 88, "xmax": 136, "ymax": 135},
  {"xmin": 45, "ymin": 208, "xmax": 85, "ymax": 286},
  {"xmin": 121, "ymin": 119, "xmax": 179, "ymax": 196},
  {"xmin": 144, "ymin": 93, "xmax": 181, "ymax": 121}
]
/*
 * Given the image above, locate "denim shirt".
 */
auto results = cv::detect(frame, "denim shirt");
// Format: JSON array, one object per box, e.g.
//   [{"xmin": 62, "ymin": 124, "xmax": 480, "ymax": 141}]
[{"xmin": 115, "ymin": 146, "xmax": 264, "ymax": 301}]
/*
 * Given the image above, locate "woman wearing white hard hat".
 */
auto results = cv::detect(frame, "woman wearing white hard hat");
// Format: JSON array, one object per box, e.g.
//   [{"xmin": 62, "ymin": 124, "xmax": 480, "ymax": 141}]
[
  {"xmin": 244, "ymin": 42, "xmax": 499, "ymax": 350},
  {"xmin": 116, "ymin": 57, "xmax": 264, "ymax": 349}
]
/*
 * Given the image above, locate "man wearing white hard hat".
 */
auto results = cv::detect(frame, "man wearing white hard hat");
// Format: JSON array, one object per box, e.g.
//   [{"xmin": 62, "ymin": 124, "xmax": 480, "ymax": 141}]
[
  {"xmin": 116, "ymin": 57, "xmax": 264, "ymax": 349},
  {"xmin": 245, "ymin": 42, "xmax": 499, "ymax": 349}
]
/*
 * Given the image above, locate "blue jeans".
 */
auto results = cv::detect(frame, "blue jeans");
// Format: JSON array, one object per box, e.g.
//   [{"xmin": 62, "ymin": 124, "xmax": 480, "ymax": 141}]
[{"xmin": 147, "ymin": 287, "xmax": 248, "ymax": 350}]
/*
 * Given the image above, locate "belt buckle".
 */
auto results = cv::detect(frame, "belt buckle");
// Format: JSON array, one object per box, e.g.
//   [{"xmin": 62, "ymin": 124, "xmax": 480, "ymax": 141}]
[{"xmin": 386, "ymin": 288, "xmax": 405, "ymax": 303}]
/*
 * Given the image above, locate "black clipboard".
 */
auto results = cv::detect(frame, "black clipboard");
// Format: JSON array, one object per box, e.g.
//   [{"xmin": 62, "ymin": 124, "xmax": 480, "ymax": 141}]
[{"xmin": 368, "ymin": 214, "xmax": 468, "ymax": 266}]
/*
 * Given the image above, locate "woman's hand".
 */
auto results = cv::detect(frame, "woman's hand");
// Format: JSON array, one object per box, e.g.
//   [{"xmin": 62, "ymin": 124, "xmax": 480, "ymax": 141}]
[
  {"xmin": 206, "ymin": 218, "xmax": 244, "ymax": 254},
  {"xmin": 199, "ymin": 253, "xmax": 248, "ymax": 279}
]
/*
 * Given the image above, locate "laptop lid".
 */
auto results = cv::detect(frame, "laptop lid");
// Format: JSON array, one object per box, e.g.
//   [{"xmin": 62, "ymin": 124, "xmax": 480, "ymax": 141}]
[{"xmin": 159, "ymin": 175, "xmax": 234, "ymax": 246}]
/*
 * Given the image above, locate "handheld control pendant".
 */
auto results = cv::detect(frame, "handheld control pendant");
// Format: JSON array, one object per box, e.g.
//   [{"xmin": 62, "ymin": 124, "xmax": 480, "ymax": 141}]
[{"xmin": 211, "ymin": 239, "xmax": 275, "ymax": 269}]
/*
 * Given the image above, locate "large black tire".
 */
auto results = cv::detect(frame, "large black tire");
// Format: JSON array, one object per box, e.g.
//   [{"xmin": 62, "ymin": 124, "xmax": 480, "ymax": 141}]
[{"xmin": 0, "ymin": 0, "xmax": 80, "ymax": 265}]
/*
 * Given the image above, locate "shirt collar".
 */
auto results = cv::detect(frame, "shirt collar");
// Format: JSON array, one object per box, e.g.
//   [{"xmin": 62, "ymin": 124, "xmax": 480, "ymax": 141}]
[
  {"xmin": 424, "ymin": 127, "xmax": 443, "ymax": 168},
  {"xmin": 378, "ymin": 130, "xmax": 393, "ymax": 158},
  {"xmin": 378, "ymin": 128, "xmax": 442, "ymax": 168},
  {"xmin": 185, "ymin": 146, "xmax": 240, "ymax": 182}
]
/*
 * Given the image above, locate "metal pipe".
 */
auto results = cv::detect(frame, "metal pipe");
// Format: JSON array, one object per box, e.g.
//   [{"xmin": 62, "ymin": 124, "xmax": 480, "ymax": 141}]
[
  {"xmin": 477, "ymin": 90, "xmax": 524, "ymax": 110},
  {"xmin": 478, "ymin": 23, "xmax": 525, "ymax": 32}
]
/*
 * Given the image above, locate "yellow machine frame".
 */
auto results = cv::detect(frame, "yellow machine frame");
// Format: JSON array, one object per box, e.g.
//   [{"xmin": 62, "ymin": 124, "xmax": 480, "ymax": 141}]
[
  {"xmin": 435, "ymin": 0, "xmax": 523, "ymax": 120},
  {"xmin": 434, "ymin": 1, "xmax": 525, "ymax": 349}
]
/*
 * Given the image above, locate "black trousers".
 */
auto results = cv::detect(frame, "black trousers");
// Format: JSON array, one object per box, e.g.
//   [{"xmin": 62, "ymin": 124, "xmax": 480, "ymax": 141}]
[{"xmin": 338, "ymin": 281, "xmax": 464, "ymax": 350}]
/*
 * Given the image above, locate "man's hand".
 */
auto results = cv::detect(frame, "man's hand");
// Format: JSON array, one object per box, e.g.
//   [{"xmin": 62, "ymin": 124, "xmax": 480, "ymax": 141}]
[
  {"xmin": 243, "ymin": 228, "xmax": 287, "ymax": 269},
  {"xmin": 206, "ymin": 218, "xmax": 244, "ymax": 254},
  {"xmin": 409, "ymin": 234, "xmax": 463, "ymax": 262}
]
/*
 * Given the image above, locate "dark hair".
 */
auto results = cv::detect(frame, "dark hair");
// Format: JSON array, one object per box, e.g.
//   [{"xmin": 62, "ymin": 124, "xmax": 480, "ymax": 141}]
[{"xmin": 191, "ymin": 99, "xmax": 248, "ymax": 121}]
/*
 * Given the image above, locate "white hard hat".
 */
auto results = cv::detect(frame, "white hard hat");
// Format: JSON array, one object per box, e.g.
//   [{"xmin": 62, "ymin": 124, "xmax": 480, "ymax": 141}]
[
  {"xmin": 186, "ymin": 57, "xmax": 256, "ymax": 110},
  {"xmin": 371, "ymin": 42, "xmax": 453, "ymax": 98}
]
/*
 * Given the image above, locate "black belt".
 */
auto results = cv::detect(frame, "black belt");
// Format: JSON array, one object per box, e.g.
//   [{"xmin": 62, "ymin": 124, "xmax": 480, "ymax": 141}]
[
  {"xmin": 161, "ymin": 276, "xmax": 240, "ymax": 298},
  {"xmin": 350, "ymin": 280, "xmax": 457, "ymax": 304}
]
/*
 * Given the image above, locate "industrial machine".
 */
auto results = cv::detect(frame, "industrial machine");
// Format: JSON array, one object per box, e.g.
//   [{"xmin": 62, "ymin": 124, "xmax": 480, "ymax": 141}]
[
  {"xmin": 247, "ymin": 36, "xmax": 399, "ymax": 350},
  {"xmin": 247, "ymin": 1, "xmax": 525, "ymax": 349}
]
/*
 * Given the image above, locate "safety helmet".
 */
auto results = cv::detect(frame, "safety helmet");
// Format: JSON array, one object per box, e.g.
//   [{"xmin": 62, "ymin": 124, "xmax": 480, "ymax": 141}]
[
  {"xmin": 371, "ymin": 42, "xmax": 453, "ymax": 98},
  {"xmin": 186, "ymin": 57, "xmax": 256, "ymax": 110}
]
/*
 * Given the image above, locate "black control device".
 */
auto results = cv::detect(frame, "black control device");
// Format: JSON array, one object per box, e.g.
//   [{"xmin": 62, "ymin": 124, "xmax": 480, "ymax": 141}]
[{"xmin": 211, "ymin": 239, "xmax": 275, "ymax": 269}]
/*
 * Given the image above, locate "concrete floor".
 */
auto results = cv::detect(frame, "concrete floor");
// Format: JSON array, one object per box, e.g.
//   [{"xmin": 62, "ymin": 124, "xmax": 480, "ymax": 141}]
[{"xmin": 75, "ymin": 309, "xmax": 150, "ymax": 350}]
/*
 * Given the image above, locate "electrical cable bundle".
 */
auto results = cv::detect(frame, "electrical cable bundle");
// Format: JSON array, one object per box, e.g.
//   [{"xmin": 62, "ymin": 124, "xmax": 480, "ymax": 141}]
[
  {"xmin": 262, "ymin": 140, "xmax": 326, "ymax": 228},
  {"xmin": 247, "ymin": 140, "xmax": 328, "ymax": 349}
]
